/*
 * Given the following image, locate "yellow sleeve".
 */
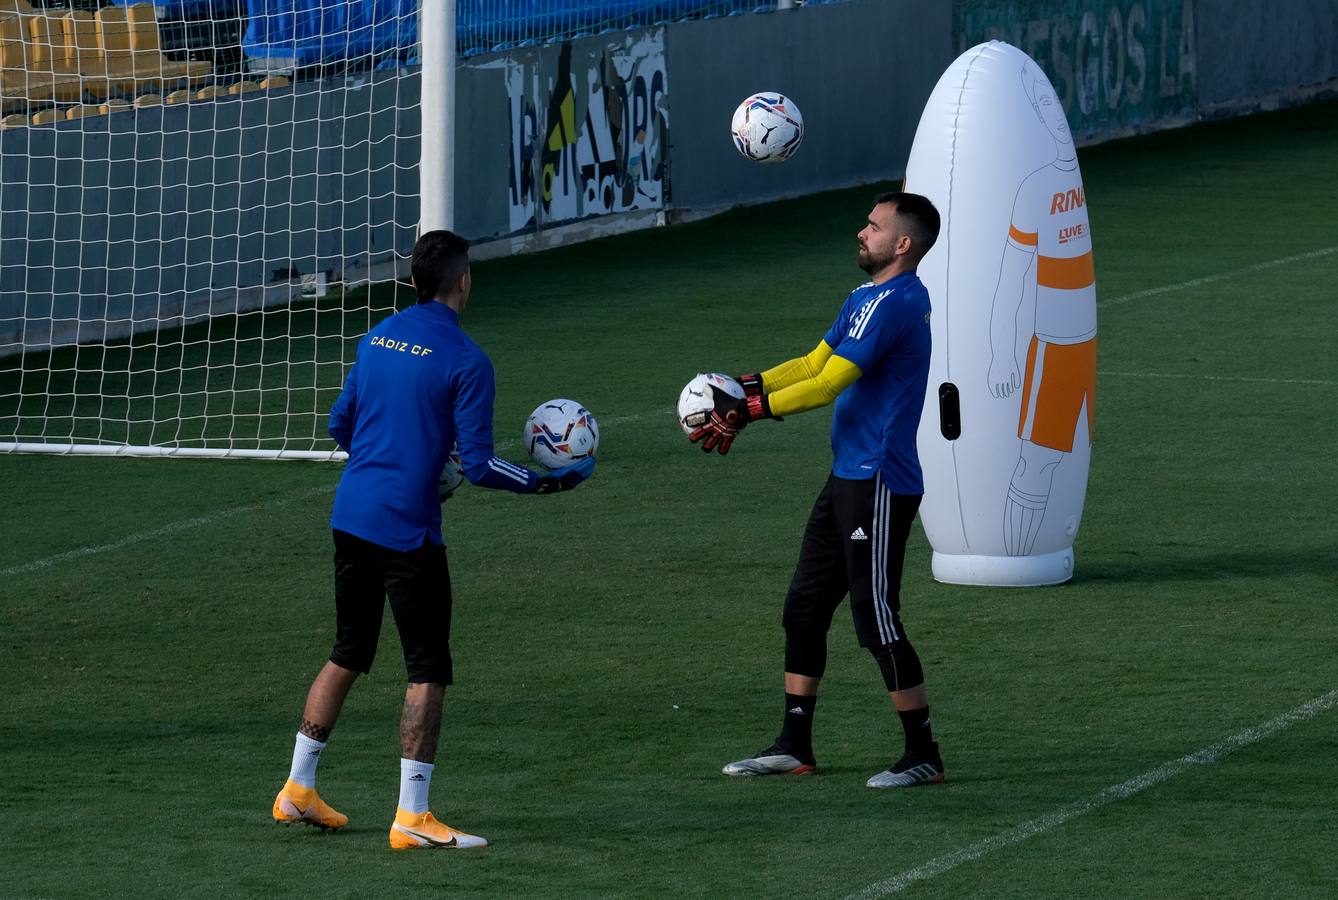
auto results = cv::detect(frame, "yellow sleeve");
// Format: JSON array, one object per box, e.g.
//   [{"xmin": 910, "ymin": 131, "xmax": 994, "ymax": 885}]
[
  {"xmin": 760, "ymin": 340, "xmax": 834, "ymax": 392},
  {"xmin": 766, "ymin": 354, "xmax": 862, "ymax": 417}
]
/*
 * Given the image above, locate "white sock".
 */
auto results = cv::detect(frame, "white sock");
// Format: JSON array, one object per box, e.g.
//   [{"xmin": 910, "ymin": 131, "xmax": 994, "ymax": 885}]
[
  {"xmin": 398, "ymin": 759, "xmax": 434, "ymax": 814},
  {"xmin": 288, "ymin": 733, "xmax": 325, "ymax": 788}
]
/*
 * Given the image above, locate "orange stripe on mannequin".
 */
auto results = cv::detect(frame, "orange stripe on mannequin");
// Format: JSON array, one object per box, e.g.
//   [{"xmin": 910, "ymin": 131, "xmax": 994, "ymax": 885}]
[{"xmin": 1036, "ymin": 252, "xmax": 1095, "ymax": 289}]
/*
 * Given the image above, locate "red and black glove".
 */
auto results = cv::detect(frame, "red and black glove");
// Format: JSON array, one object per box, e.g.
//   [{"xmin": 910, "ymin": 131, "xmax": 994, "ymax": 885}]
[
  {"xmin": 688, "ymin": 384, "xmax": 775, "ymax": 455},
  {"xmin": 738, "ymin": 373, "xmax": 764, "ymax": 397}
]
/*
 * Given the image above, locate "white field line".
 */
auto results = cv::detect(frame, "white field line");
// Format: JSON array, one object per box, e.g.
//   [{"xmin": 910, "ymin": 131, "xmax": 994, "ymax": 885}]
[
  {"xmin": 843, "ymin": 689, "xmax": 1338, "ymax": 900},
  {"xmin": 1, "ymin": 486, "xmax": 334, "ymax": 577},
  {"xmin": 1097, "ymin": 245, "xmax": 1338, "ymax": 308},
  {"xmin": 1099, "ymin": 370, "xmax": 1338, "ymax": 387}
]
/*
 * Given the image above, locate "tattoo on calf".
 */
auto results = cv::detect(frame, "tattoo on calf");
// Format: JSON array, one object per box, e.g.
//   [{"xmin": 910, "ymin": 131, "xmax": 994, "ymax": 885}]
[
  {"xmin": 400, "ymin": 697, "xmax": 443, "ymax": 762},
  {"xmin": 300, "ymin": 719, "xmax": 332, "ymax": 742}
]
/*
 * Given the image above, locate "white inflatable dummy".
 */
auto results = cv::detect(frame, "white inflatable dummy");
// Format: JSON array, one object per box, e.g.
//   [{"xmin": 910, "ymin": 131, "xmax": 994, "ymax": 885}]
[{"xmin": 908, "ymin": 41, "xmax": 1097, "ymax": 586}]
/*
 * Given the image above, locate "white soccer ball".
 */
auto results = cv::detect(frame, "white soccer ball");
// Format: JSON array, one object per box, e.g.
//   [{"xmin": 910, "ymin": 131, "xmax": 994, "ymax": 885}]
[
  {"xmin": 677, "ymin": 373, "xmax": 745, "ymax": 435},
  {"xmin": 731, "ymin": 92, "xmax": 804, "ymax": 163},
  {"xmin": 525, "ymin": 399, "xmax": 600, "ymax": 470},
  {"xmin": 439, "ymin": 445, "xmax": 465, "ymax": 501}
]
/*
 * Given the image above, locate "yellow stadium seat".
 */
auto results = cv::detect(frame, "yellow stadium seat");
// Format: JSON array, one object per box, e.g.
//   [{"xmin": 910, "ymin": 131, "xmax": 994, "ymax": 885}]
[
  {"xmin": 30, "ymin": 106, "xmax": 61, "ymax": 124},
  {"xmin": 259, "ymin": 75, "xmax": 291, "ymax": 91},
  {"xmin": 228, "ymin": 80, "xmax": 262, "ymax": 95},
  {"xmin": 134, "ymin": 92, "xmax": 160, "ymax": 108},
  {"xmin": 195, "ymin": 85, "xmax": 225, "ymax": 101},
  {"xmin": 65, "ymin": 102, "xmax": 101, "ymax": 120},
  {"xmin": 24, "ymin": 13, "xmax": 93, "ymax": 102},
  {"xmin": 125, "ymin": 4, "xmax": 210, "ymax": 82},
  {"xmin": 59, "ymin": 11, "xmax": 137, "ymax": 99},
  {"xmin": 95, "ymin": 4, "xmax": 209, "ymax": 94},
  {"xmin": 1, "ymin": 109, "xmax": 27, "ymax": 127},
  {"xmin": 2, "ymin": 14, "xmax": 60, "ymax": 110},
  {"xmin": 164, "ymin": 88, "xmax": 191, "ymax": 104},
  {"xmin": 91, "ymin": 6, "xmax": 162, "ymax": 92}
]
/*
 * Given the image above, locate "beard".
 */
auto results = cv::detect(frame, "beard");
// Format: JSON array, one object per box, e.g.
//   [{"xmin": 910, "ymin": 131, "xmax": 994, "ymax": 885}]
[{"xmin": 857, "ymin": 244, "xmax": 895, "ymax": 274}]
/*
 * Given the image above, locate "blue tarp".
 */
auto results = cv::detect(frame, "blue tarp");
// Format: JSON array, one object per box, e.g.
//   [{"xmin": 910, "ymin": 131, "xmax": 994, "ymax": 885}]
[
  {"xmin": 240, "ymin": 1, "xmax": 775, "ymax": 66},
  {"xmin": 242, "ymin": 0, "xmax": 418, "ymax": 67},
  {"xmin": 455, "ymin": 1, "xmax": 762, "ymax": 53}
]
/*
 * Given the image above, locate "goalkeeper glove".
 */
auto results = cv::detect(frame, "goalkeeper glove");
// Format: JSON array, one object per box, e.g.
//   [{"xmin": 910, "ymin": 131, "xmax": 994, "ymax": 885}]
[
  {"xmin": 738, "ymin": 373, "xmax": 764, "ymax": 397},
  {"xmin": 535, "ymin": 456, "xmax": 597, "ymax": 494},
  {"xmin": 688, "ymin": 386, "xmax": 775, "ymax": 455}
]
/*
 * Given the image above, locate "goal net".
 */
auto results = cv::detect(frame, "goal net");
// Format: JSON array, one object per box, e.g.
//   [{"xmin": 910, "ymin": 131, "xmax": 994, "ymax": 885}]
[
  {"xmin": 0, "ymin": 0, "xmax": 791, "ymax": 460},
  {"xmin": 0, "ymin": 0, "xmax": 422, "ymax": 459}
]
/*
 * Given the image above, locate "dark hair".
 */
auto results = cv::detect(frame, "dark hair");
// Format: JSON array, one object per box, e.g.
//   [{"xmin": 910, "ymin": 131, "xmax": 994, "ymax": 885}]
[
  {"xmin": 874, "ymin": 191, "xmax": 941, "ymax": 259},
  {"xmin": 411, "ymin": 230, "xmax": 471, "ymax": 303}
]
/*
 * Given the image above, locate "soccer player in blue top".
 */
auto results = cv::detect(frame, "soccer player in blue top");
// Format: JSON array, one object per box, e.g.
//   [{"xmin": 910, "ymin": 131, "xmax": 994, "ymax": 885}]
[
  {"xmin": 271, "ymin": 230, "xmax": 596, "ymax": 848},
  {"xmin": 692, "ymin": 193, "xmax": 945, "ymax": 788}
]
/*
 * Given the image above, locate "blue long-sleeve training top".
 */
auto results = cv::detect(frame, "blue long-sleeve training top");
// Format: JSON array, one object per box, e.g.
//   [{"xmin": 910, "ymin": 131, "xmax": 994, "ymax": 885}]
[{"xmin": 329, "ymin": 301, "xmax": 543, "ymax": 551}]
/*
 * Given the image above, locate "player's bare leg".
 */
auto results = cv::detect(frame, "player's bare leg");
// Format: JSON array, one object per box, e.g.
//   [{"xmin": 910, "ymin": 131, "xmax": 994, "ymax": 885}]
[
  {"xmin": 301, "ymin": 660, "xmax": 361, "ymax": 738},
  {"xmin": 389, "ymin": 683, "xmax": 488, "ymax": 849},
  {"xmin": 786, "ymin": 673, "xmax": 820, "ymax": 696},
  {"xmin": 273, "ymin": 661, "xmax": 359, "ymax": 830},
  {"xmin": 400, "ymin": 682, "xmax": 445, "ymax": 763}
]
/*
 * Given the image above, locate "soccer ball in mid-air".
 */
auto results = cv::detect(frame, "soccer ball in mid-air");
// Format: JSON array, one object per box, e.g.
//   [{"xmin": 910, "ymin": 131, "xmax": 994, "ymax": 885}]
[
  {"xmin": 525, "ymin": 399, "xmax": 600, "ymax": 469},
  {"xmin": 439, "ymin": 445, "xmax": 465, "ymax": 501},
  {"xmin": 677, "ymin": 373, "xmax": 745, "ymax": 435},
  {"xmin": 731, "ymin": 93, "xmax": 804, "ymax": 163}
]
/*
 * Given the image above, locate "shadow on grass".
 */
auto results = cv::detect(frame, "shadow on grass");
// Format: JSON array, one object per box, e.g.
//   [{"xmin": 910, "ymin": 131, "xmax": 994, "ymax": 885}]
[{"xmin": 1077, "ymin": 546, "xmax": 1338, "ymax": 583}]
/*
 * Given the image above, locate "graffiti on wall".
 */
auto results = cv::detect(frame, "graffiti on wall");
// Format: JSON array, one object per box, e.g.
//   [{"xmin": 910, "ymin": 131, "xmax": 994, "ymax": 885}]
[{"xmin": 505, "ymin": 30, "xmax": 668, "ymax": 232}]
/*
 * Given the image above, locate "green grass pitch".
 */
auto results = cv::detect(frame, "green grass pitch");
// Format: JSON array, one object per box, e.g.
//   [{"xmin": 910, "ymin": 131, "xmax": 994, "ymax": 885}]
[{"xmin": 2, "ymin": 101, "xmax": 1337, "ymax": 899}]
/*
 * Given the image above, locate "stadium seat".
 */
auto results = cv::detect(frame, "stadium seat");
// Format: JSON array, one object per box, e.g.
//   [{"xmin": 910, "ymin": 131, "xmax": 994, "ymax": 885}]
[
  {"xmin": 227, "ymin": 79, "xmax": 260, "ymax": 94},
  {"xmin": 94, "ymin": 5, "xmax": 211, "ymax": 93},
  {"xmin": 124, "ymin": 5, "xmax": 211, "ymax": 82},
  {"xmin": 164, "ymin": 87, "xmax": 191, "ymax": 104},
  {"xmin": 0, "ymin": 109, "xmax": 26, "ymax": 127},
  {"xmin": 194, "ymin": 84, "xmax": 224, "ymax": 100},
  {"xmin": 26, "ymin": 13, "xmax": 102, "ymax": 102},
  {"xmin": 30, "ymin": 106, "xmax": 60, "ymax": 124},
  {"xmin": 1, "ymin": 14, "xmax": 59, "ymax": 109},
  {"xmin": 59, "ymin": 11, "xmax": 139, "ymax": 99},
  {"xmin": 65, "ymin": 102, "xmax": 102, "ymax": 120},
  {"xmin": 2, "ymin": 14, "xmax": 86, "ymax": 113},
  {"xmin": 133, "ymin": 92, "xmax": 161, "ymax": 107},
  {"xmin": 257, "ymin": 74, "xmax": 288, "ymax": 90}
]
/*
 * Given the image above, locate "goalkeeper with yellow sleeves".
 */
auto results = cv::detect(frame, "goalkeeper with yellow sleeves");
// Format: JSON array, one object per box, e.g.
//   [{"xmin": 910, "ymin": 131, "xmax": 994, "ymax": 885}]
[{"xmin": 693, "ymin": 192, "xmax": 948, "ymax": 789}]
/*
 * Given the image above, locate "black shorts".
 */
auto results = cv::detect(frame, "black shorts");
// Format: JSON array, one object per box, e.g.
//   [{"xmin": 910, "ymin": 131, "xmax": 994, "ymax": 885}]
[
  {"xmin": 329, "ymin": 529, "xmax": 454, "ymax": 685},
  {"xmin": 782, "ymin": 474, "xmax": 922, "ymax": 648}
]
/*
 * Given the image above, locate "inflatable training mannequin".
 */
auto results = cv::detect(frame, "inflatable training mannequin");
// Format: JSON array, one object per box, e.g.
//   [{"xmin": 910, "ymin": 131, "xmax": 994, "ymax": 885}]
[{"xmin": 908, "ymin": 41, "xmax": 1097, "ymax": 586}]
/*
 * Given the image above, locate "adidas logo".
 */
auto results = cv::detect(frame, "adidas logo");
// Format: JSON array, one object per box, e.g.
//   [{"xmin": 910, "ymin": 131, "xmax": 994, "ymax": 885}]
[
  {"xmin": 409, "ymin": 773, "xmax": 426, "ymax": 782},
  {"xmin": 307, "ymin": 749, "xmax": 322, "ymax": 757},
  {"xmin": 788, "ymin": 707, "xmax": 807, "ymax": 715},
  {"xmin": 850, "ymin": 527, "xmax": 868, "ymax": 541}
]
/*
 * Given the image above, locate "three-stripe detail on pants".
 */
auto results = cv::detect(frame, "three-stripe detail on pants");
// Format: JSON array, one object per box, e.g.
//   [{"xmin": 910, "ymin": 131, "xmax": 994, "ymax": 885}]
[{"xmin": 871, "ymin": 473, "xmax": 900, "ymax": 644}]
